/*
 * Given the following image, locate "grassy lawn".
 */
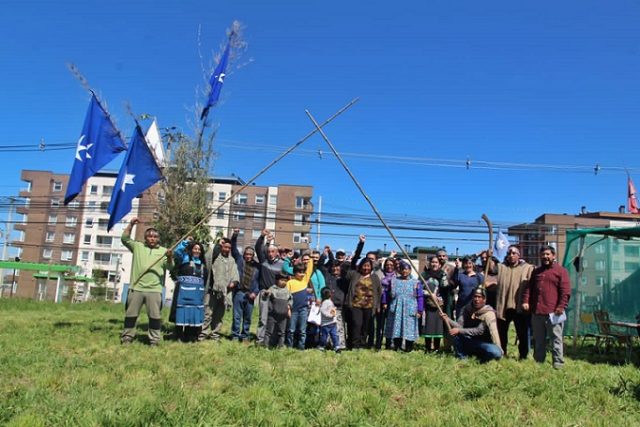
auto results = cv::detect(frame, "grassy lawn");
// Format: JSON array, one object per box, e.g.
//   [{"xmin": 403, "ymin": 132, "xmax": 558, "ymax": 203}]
[{"xmin": 1, "ymin": 299, "xmax": 639, "ymax": 426}]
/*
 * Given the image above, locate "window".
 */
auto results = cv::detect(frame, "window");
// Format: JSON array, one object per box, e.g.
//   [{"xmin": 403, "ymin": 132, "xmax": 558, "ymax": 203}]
[
  {"xmin": 595, "ymin": 244, "xmax": 605, "ymax": 255},
  {"xmin": 84, "ymin": 234, "xmax": 92, "ymax": 245},
  {"xmin": 266, "ymin": 211, "xmax": 276, "ymax": 220},
  {"xmin": 269, "ymin": 195, "xmax": 277, "ymax": 205},
  {"xmin": 252, "ymin": 229, "xmax": 262, "ymax": 239},
  {"xmin": 42, "ymin": 248, "xmax": 53, "ymax": 259},
  {"xmin": 102, "ymin": 186, "xmax": 114, "ymax": 196},
  {"xmin": 98, "ymin": 219, "xmax": 109, "ymax": 230},
  {"xmin": 63, "ymin": 233, "xmax": 76, "ymax": 244},
  {"xmin": 52, "ymin": 181, "xmax": 63, "ymax": 192},
  {"xmin": 23, "ymin": 198, "xmax": 30, "ymax": 208},
  {"xmin": 206, "ymin": 192, "xmax": 214, "ymax": 203},
  {"xmin": 90, "ymin": 185, "xmax": 98, "ymax": 195},
  {"xmin": 51, "ymin": 199, "xmax": 60, "ymax": 208},
  {"xmin": 625, "ymin": 262, "xmax": 640, "ymax": 273},
  {"xmin": 217, "ymin": 209, "xmax": 226, "ymax": 220},
  {"xmin": 255, "ymin": 195, "xmax": 265, "ymax": 205},
  {"xmin": 232, "ymin": 211, "xmax": 246, "ymax": 221},
  {"xmin": 16, "ymin": 230, "xmax": 25, "ymax": 242},
  {"xmin": 96, "ymin": 236, "xmax": 113, "ymax": 247},
  {"xmin": 293, "ymin": 232, "xmax": 302, "ymax": 243},
  {"xmin": 235, "ymin": 193, "xmax": 248, "ymax": 205},
  {"xmin": 295, "ymin": 197, "xmax": 305, "ymax": 209},
  {"xmin": 254, "ymin": 211, "xmax": 265, "ymax": 221},
  {"xmin": 294, "ymin": 214, "xmax": 303, "ymax": 226},
  {"xmin": 81, "ymin": 251, "xmax": 90, "ymax": 262},
  {"xmin": 85, "ymin": 218, "xmax": 94, "ymax": 228},
  {"xmin": 595, "ymin": 260, "xmax": 605, "ymax": 271},
  {"xmin": 21, "ymin": 214, "xmax": 28, "ymax": 224},
  {"xmin": 48, "ymin": 215, "xmax": 57, "ymax": 225},
  {"xmin": 61, "ymin": 250, "xmax": 73, "ymax": 261},
  {"xmin": 624, "ymin": 246, "xmax": 640, "ymax": 257},
  {"xmin": 237, "ymin": 229, "xmax": 245, "ymax": 238},
  {"xmin": 218, "ymin": 192, "xmax": 227, "ymax": 202},
  {"xmin": 596, "ymin": 277, "xmax": 605, "ymax": 287},
  {"xmin": 65, "ymin": 216, "xmax": 77, "ymax": 227},
  {"xmin": 87, "ymin": 201, "xmax": 96, "ymax": 210},
  {"xmin": 45, "ymin": 232, "xmax": 55, "ymax": 242},
  {"xmin": 100, "ymin": 202, "xmax": 109, "ymax": 212},
  {"xmin": 94, "ymin": 252, "xmax": 112, "ymax": 263},
  {"xmin": 68, "ymin": 200, "xmax": 80, "ymax": 209},
  {"xmin": 23, "ymin": 180, "xmax": 32, "ymax": 192}
]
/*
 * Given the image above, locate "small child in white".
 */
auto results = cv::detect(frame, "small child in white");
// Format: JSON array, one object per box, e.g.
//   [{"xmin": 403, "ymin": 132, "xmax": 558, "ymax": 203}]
[{"xmin": 318, "ymin": 287, "xmax": 341, "ymax": 352}]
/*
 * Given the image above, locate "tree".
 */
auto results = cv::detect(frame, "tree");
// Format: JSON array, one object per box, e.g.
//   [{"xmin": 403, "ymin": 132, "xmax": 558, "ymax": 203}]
[
  {"xmin": 153, "ymin": 21, "xmax": 248, "ymax": 248},
  {"xmin": 90, "ymin": 268, "xmax": 108, "ymax": 300}
]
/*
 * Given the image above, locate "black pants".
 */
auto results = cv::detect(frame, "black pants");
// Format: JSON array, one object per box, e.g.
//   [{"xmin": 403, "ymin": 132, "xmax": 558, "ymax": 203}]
[
  {"xmin": 265, "ymin": 313, "xmax": 288, "ymax": 348},
  {"xmin": 497, "ymin": 309, "xmax": 531, "ymax": 359},
  {"xmin": 368, "ymin": 307, "xmax": 389, "ymax": 349},
  {"xmin": 349, "ymin": 307, "xmax": 372, "ymax": 349}
]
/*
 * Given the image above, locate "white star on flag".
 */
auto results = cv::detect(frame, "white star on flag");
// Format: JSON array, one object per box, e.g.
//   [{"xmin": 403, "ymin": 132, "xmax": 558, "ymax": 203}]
[
  {"xmin": 75, "ymin": 135, "xmax": 94, "ymax": 161},
  {"xmin": 121, "ymin": 172, "xmax": 135, "ymax": 192}
]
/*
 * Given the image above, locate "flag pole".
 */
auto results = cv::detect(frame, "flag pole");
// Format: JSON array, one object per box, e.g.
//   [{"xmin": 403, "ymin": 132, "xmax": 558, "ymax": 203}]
[
  {"xmin": 129, "ymin": 98, "xmax": 360, "ymax": 287},
  {"xmin": 304, "ymin": 109, "xmax": 451, "ymax": 332},
  {"xmin": 481, "ymin": 213, "xmax": 493, "ymax": 288}
]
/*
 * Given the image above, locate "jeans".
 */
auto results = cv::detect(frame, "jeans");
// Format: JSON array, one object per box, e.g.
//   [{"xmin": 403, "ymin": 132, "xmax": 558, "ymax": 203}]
[
  {"xmin": 454, "ymin": 335, "xmax": 503, "ymax": 363},
  {"xmin": 319, "ymin": 323, "xmax": 340, "ymax": 350},
  {"xmin": 231, "ymin": 291, "xmax": 254, "ymax": 340},
  {"xmin": 287, "ymin": 306, "xmax": 308, "ymax": 350}
]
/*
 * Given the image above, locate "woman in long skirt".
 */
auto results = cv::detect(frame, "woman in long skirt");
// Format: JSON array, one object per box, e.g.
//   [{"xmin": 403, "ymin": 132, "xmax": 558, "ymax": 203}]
[
  {"xmin": 420, "ymin": 256, "xmax": 446, "ymax": 352},
  {"xmin": 384, "ymin": 261, "xmax": 424, "ymax": 352},
  {"xmin": 173, "ymin": 239, "xmax": 208, "ymax": 342}
]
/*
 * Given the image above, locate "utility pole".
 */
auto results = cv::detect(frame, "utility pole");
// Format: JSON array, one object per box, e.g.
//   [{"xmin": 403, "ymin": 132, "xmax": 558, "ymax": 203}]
[
  {"xmin": 316, "ymin": 195, "xmax": 322, "ymax": 251},
  {"xmin": 0, "ymin": 196, "xmax": 16, "ymax": 296},
  {"xmin": 113, "ymin": 254, "xmax": 121, "ymax": 303}
]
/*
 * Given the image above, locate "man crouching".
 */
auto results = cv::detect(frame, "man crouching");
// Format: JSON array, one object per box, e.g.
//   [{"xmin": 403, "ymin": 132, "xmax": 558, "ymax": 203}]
[{"xmin": 440, "ymin": 287, "xmax": 502, "ymax": 363}]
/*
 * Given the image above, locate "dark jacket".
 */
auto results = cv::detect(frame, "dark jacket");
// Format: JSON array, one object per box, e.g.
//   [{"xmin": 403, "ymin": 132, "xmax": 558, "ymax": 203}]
[
  {"xmin": 343, "ymin": 269, "xmax": 382, "ymax": 312},
  {"xmin": 231, "ymin": 233, "xmax": 260, "ymax": 295}
]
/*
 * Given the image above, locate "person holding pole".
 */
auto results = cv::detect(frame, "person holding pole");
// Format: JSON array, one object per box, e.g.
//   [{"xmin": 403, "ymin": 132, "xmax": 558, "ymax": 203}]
[
  {"xmin": 120, "ymin": 218, "xmax": 172, "ymax": 346},
  {"xmin": 255, "ymin": 229, "xmax": 284, "ymax": 345}
]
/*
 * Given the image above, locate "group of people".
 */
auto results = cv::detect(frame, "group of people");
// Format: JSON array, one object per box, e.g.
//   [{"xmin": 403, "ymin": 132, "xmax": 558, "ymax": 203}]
[{"xmin": 119, "ymin": 218, "xmax": 571, "ymax": 369}]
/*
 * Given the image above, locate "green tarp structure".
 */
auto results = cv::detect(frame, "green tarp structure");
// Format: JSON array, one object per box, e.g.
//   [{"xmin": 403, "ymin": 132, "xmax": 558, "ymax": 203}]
[{"xmin": 562, "ymin": 226, "xmax": 640, "ymax": 346}]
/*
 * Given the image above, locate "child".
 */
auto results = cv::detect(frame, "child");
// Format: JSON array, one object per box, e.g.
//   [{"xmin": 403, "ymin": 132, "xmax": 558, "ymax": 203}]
[
  {"xmin": 285, "ymin": 257, "xmax": 314, "ymax": 350},
  {"xmin": 263, "ymin": 273, "xmax": 292, "ymax": 348},
  {"xmin": 318, "ymin": 287, "xmax": 341, "ymax": 352}
]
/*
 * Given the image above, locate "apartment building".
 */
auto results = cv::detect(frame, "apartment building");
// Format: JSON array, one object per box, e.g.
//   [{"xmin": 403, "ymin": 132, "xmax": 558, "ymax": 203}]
[
  {"xmin": 508, "ymin": 211, "xmax": 640, "ymax": 265},
  {"xmin": 10, "ymin": 170, "xmax": 313, "ymax": 301}
]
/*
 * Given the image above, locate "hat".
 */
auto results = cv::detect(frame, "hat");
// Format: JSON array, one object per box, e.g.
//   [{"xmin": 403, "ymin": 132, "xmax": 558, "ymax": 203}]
[
  {"xmin": 336, "ymin": 249, "xmax": 346, "ymax": 256},
  {"xmin": 472, "ymin": 287, "xmax": 487, "ymax": 298}
]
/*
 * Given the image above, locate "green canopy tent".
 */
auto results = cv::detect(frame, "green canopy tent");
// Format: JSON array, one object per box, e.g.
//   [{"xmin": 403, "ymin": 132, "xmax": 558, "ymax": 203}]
[{"xmin": 563, "ymin": 226, "xmax": 640, "ymax": 348}]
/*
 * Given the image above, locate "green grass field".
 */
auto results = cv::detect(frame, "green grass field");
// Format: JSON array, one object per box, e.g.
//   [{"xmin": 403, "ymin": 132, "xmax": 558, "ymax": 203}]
[{"xmin": 1, "ymin": 299, "xmax": 639, "ymax": 426}]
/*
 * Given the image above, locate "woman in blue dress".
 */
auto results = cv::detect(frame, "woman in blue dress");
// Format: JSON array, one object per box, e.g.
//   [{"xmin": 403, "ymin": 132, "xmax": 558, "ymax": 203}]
[
  {"xmin": 384, "ymin": 261, "xmax": 424, "ymax": 352},
  {"xmin": 173, "ymin": 238, "xmax": 208, "ymax": 342}
]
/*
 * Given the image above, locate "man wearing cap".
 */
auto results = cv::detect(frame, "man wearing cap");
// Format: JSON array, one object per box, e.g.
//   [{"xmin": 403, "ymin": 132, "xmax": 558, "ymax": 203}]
[
  {"xmin": 440, "ymin": 287, "xmax": 503, "ymax": 362},
  {"xmin": 120, "ymin": 218, "xmax": 172, "ymax": 346},
  {"xmin": 493, "ymin": 245, "xmax": 534, "ymax": 359},
  {"xmin": 522, "ymin": 245, "xmax": 571, "ymax": 369}
]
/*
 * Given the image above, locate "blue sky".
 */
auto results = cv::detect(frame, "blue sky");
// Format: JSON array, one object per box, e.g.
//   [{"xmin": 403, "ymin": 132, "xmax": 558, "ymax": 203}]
[{"xmin": 1, "ymin": 0, "xmax": 639, "ymax": 256}]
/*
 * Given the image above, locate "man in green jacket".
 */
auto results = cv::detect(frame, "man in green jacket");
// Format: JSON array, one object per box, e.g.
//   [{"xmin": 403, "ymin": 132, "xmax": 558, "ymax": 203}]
[{"xmin": 120, "ymin": 217, "xmax": 172, "ymax": 346}]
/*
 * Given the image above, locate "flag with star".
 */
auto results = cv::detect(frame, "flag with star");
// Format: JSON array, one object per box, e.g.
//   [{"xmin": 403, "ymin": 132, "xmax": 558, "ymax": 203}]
[
  {"xmin": 493, "ymin": 229, "xmax": 510, "ymax": 261},
  {"xmin": 107, "ymin": 124, "xmax": 163, "ymax": 231},
  {"xmin": 64, "ymin": 94, "xmax": 127, "ymax": 205},
  {"xmin": 200, "ymin": 37, "xmax": 231, "ymax": 121}
]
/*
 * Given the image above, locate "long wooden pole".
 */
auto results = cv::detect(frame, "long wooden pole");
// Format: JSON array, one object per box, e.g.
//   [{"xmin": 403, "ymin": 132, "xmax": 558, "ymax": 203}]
[
  {"xmin": 304, "ymin": 109, "xmax": 451, "ymax": 332},
  {"xmin": 130, "ymin": 99, "xmax": 359, "ymax": 286},
  {"xmin": 481, "ymin": 213, "xmax": 493, "ymax": 288}
]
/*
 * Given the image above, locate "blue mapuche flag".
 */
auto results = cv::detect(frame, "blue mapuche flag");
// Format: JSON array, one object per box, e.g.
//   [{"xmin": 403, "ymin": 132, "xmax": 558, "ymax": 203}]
[
  {"xmin": 200, "ymin": 39, "xmax": 231, "ymax": 120},
  {"xmin": 107, "ymin": 125, "xmax": 163, "ymax": 231},
  {"xmin": 64, "ymin": 94, "xmax": 127, "ymax": 205},
  {"xmin": 493, "ymin": 229, "xmax": 511, "ymax": 261}
]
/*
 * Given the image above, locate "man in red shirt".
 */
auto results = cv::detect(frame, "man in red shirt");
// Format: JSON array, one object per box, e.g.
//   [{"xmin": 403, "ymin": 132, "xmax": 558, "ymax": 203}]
[{"xmin": 522, "ymin": 245, "xmax": 571, "ymax": 369}]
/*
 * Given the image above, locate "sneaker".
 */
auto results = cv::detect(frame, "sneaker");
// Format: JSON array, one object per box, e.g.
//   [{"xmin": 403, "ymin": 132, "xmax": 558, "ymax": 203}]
[
  {"xmin": 121, "ymin": 339, "xmax": 133, "ymax": 345},
  {"xmin": 553, "ymin": 362, "xmax": 564, "ymax": 370}
]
